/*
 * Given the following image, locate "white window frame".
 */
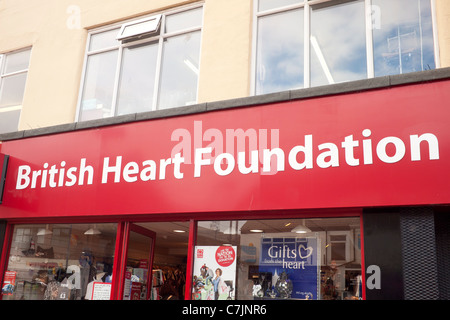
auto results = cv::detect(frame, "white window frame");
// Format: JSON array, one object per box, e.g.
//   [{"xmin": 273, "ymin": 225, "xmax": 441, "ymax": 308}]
[
  {"xmin": 75, "ymin": 3, "xmax": 204, "ymax": 122},
  {"xmin": 326, "ymin": 230, "xmax": 355, "ymax": 264},
  {"xmin": 117, "ymin": 14, "xmax": 162, "ymax": 41},
  {"xmin": 0, "ymin": 47, "xmax": 32, "ymax": 126},
  {"xmin": 251, "ymin": 0, "xmax": 440, "ymax": 95}
]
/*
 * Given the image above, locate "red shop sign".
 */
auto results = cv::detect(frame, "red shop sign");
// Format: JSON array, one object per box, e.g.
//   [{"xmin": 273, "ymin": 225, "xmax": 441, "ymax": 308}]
[{"xmin": 1, "ymin": 80, "xmax": 450, "ymax": 218}]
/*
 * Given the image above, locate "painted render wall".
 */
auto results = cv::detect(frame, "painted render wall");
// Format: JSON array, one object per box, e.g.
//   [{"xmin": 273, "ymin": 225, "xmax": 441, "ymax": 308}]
[
  {"xmin": 0, "ymin": 0, "xmax": 449, "ymax": 132},
  {"xmin": 0, "ymin": 0, "xmax": 252, "ymax": 130}
]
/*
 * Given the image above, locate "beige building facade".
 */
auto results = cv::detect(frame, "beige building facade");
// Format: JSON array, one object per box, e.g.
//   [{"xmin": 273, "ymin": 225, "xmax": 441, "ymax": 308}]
[
  {"xmin": 0, "ymin": 0, "xmax": 253, "ymax": 131},
  {"xmin": 2, "ymin": 0, "xmax": 450, "ymax": 302},
  {"xmin": 0, "ymin": 0, "xmax": 449, "ymax": 133}
]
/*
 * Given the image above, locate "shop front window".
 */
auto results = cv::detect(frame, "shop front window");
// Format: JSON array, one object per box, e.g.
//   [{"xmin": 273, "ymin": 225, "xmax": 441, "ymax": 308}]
[
  {"xmin": 1, "ymin": 223, "xmax": 117, "ymax": 300},
  {"xmin": 194, "ymin": 217, "xmax": 362, "ymax": 300}
]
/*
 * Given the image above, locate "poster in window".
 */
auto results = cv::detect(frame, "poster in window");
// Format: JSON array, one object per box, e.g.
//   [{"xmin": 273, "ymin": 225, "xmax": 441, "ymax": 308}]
[
  {"xmin": 192, "ymin": 246, "xmax": 237, "ymax": 300},
  {"xmin": 1, "ymin": 271, "xmax": 16, "ymax": 295},
  {"xmin": 257, "ymin": 237, "xmax": 320, "ymax": 300},
  {"xmin": 91, "ymin": 282, "xmax": 112, "ymax": 300}
]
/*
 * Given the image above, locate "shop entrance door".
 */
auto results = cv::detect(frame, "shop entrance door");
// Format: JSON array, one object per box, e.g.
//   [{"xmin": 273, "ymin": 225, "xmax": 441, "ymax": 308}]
[{"xmin": 122, "ymin": 223, "xmax": 156, "ymax": 300}]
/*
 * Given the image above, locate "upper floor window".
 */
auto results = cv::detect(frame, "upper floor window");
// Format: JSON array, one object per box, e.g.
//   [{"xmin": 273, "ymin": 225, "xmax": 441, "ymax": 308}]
[
  {"xmin": 77, "ymin": 5, "xmax": 203, "ymax": 122},
  {"xmin": 0, "ymin": 48, "xmax": 31, "ymax": 134},
  {"xmin": 254, "ymin": 0, "xmax": 438, "ymax": 95}
]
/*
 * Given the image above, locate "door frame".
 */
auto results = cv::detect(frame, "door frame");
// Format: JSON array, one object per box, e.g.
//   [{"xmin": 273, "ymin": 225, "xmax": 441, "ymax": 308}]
[{"xmin": 116, "ymin": 222, "xmax": 156, "ymax": 300}]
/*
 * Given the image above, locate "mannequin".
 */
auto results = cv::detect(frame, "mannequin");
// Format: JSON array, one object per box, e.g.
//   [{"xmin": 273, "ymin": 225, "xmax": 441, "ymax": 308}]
[{"xmin": 84, "ymin": 272, "xmax": 106, "ymax": 300}]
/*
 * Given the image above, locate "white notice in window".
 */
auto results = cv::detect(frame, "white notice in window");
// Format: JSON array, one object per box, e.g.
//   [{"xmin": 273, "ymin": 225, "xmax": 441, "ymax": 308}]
[{"xmin": 92, "ymin": 282, "xmax": 112, "ymax": 300}]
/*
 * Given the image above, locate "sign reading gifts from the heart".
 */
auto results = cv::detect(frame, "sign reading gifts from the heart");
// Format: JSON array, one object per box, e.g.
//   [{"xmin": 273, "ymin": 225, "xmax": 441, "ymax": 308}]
[{"xmin": 259, "ymin": 237, "xmax": 319, "ymax": 299}]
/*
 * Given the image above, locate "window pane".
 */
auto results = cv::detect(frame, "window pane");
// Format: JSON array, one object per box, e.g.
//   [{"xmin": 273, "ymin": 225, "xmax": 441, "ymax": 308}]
[
  {"xmin": 0, "ymin": 108, "xmax": 20, "ymax": 134},
  {"xmin": 2, "ymin": 224, "xmax": 117, "ymax": 300},
  {"xmin": 194, "ymin": 218, "xmax": 362, "ymax": 300},
  {"xmin": 4, "ymin": 49, "xmax": 31, "ymax": 74},
  {"xmin": 372, "ymin": 0, "xmax": 435, "ymax": 76},
  {"xmin": 157, "ymin": 31, "xmax": 201, "ymax": 110},
  {"xmin": 258, "ymin": 0, "xmax": 303, "ymax": 12},
  {"xmin": 134, "ymin": 221, "xmax": 190, "ymax": 300},
  {"xmin": 310, "ymin": 1, "xmax": 367, "ymax": 87},
  {"xmin": 0, "ymin": 73, "xmax": 27, "ymax": 108},
  {"xmin": 123, "ymin": 230, "xmax": 152, "ymax": 300},
  {"xmin": 117, "ymin": 42, "xmax": 158, "ymax": 115},
  {"xmin": 89, "ymin": 28, "xmax": 120, "ymax": 51},
  {"xmin": 79, "ymin": 50, "xmax": 118, "ymax": 121},
  {"xmin": 118, "ymin": 16, "xmax": 162, "ymax": 41},
  {"xmin": 256, "ymin": 9, "xmax": 304, "ymax": 95},
  {"xmin": 165, "ymin": 7, "xmax": 203, "ymax": 34}
]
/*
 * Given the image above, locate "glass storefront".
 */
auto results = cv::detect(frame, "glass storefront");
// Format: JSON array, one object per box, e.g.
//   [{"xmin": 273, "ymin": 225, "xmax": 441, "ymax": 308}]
[
  {"xmin": 194, "ymin": 217, "xmax": 362, "ymax": 300},
  {"xmin": 1, "ymin": 217, "xmax": 362, "ymax": 300},
  {"xmin": 2, "ymin": 223, "xmax": 117, "ymax": 300},
  {"xmin": 133, "ymin": 221, "xmax": 190, "ymax": 300}
]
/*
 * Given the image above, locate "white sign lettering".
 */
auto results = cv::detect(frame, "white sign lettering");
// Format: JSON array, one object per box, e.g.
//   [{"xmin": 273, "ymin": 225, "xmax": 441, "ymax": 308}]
[{"xmin": 15, "ymin": 129, "xmax": 440, "ymax": 190}]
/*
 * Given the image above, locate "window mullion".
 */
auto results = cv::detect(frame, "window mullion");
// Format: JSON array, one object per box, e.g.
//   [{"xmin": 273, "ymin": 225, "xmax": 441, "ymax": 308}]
[
  {"xmin": 304, "ymin": 2, "xmax": 310, "ymax": 88},
  {"xmin": 163, "ymin": 25, "xmax": 202, "ymax": 38},
  {"xmin": 257, "ymin": 2, "xmax": 305, "ymax": 17},
  {"xmin": 0, "ymin": 54, "xmax": 4, "ymax": 75},
  {"xmin": 0, "ymin": 69, "xmax": 29, "ymax": 78},
  {"xmin": 365, "ymin": 0, "xmax": 375, "ymax": 78},
  {"xmin": 153, "ymin": 15, "xmax": 166, "ymax": 111},
  {"xmin": 75, "ymin": 33, "xmax": 92, "ymax": 122},
  {"xmin": 111, "ymin": 46, "xmax": 123, "ymax": 117}
]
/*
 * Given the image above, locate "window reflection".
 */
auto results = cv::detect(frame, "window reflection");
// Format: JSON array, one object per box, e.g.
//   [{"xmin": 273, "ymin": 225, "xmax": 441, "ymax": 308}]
[
  {"xmin": 255, "ymin": 0, "xmax": 437, "ymax": 94},
  {"xmin": 4, "ymin": 49, "xmax": 31, "ymax": 74},
  {"xmin": 2, "ymin": 224, "xmax": 117, "ymax": 300},
  {"xmin": 165, "ymin": 7, "xmax": 203, "ymax": 33},
  {"xmin": 0, "ymin": 109, "xmax": 21, "ymax": 134},
  {"xmin": 256, "ymin": 9, "xmax": 304, "ymax": 95},
  {"xmin": 80, "ymin": 50, "xmax": 118, "ymax": 121},
  {"xmin": 89, "ymin": 28, "xmax": 120, "ymax": 52},
  {"xmin": 0, "ymin": 48, "xmax": 31, "ymax": 134},
  {"xmin": 310, "ymin": 0, "xmax": 367, "ymax": 86},
  {"xmin": 116, "ymin": 42, "xmax": 158, "ymax": 115},
  {"xmin": 157, "ymin": 31, "xmax": 201, "ymax": 110},
  {"xmin": 194, "ymin": 218, "xmax": 362, "ymax": 300},
  {"xmin": 0, "ymin": 73, "xmax": 28, "ymax": 108},
  {"xmin": 123, "ymin": 230, "xmax": 152, "ymax": 300},
  {"xmin": 372, "ymin": 0, "xmax": 435, "ymax": 76}
]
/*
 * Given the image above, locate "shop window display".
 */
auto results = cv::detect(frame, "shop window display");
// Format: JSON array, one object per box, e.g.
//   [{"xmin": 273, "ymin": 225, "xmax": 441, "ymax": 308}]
[
  {"xmin": 194, "ymin": 218, "xmax": 362, "ymax": 300},
  {"xmin": 133, "ymin": 221, "xmax": 189, "ymax": 300},
  {"xmin": 1, "ymin": 223, "xmax": 117, "ymax": 300}
]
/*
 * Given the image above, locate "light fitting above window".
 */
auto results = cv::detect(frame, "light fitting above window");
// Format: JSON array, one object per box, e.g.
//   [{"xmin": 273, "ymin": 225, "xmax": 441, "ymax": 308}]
[
  {"xmin": 117, "ymin": 14, "xmax": 162, "ymax": 41},
  {"xmin": 37, "ymin": 224, "xmax": 52, "ymax": 236},
  {"xmin": 84, "ymin": 224, "xmax": 101, "ymax": 235},
  {"xmin": 291, "ymin": 219, "xmax": 311, "ymax": 234}
]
